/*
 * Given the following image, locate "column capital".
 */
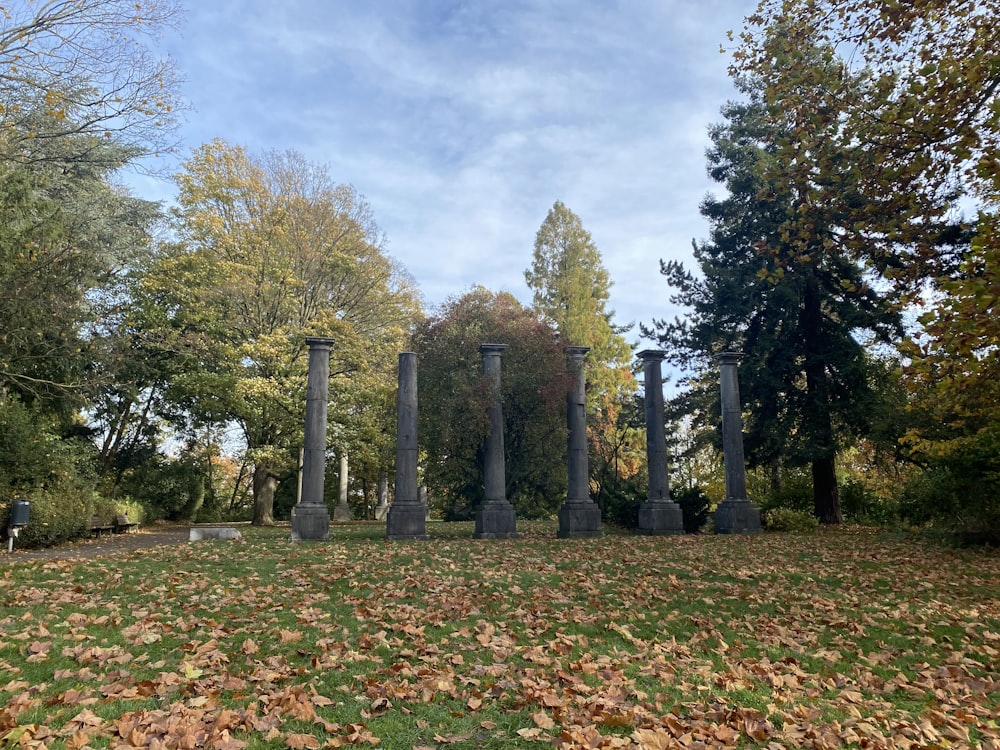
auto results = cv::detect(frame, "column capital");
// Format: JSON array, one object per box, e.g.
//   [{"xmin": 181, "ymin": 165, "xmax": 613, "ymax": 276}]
[
  {"xmin": 305, "ymin": 336, "xmax": 336, "ymax": 350},
  {"xmin": 479, "ymin": 343, "xmax": 509, "ymax": 356},
  {"xmin": 715, "ymin": 350, "xmax": 744, "ymax": 365},
  {"xmin": 637, "ymin": 349, "xmax": 666, "ymax": 363},
  {"xmin": 564, "ymin": 345, "xmax": 590, "ymax": 359}
]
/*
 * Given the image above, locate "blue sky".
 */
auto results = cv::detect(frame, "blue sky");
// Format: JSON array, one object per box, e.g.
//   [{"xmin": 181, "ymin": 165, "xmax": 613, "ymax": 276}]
[{"xmin": 129, "ymin": 0, "xmax": 756, "ymax": 345}]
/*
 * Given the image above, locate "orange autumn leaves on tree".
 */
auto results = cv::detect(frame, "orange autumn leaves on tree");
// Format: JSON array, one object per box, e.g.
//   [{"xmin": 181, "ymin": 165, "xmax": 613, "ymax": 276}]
[
  {"xmin": 0, "ymin": 0, "xmax": 184, "ymax": 162},
  {"xmin": 733, "ymin": 0, "xmax": 1000, "ymax": 498}
]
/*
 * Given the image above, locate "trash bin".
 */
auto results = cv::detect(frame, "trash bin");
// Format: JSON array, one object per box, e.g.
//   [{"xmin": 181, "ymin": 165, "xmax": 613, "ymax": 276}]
[
  {"xmin": 7, "ymin": 498, "xmax": 29, "ymax": 553},
  {"xmin": 10, "ymin": 499, "xmax": 29, "ymax": 527}
]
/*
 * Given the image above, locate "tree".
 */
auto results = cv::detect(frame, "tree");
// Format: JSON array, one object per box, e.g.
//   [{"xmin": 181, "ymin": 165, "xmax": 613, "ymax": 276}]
[
  {"xmin": 525, "ymin": 201, "xmax": 632, "ymax": 395},
  {"xmin": 0, "ymin": 109, "xmax": 160, "ymax": 414},
  {"xmin": 733, "ymin": 1, "xmax": 987, "ymax": 286},
  {"xmin": 412, "ymin": 288, "xmax": 570, "ymax": 520},
  {"xmin": 141, "ymin": 140, "xmax": 420, "ymax": 525},
  {"xmin": 525, "ymin": 201, "xmax": 641, "ymax": 514},
  {"xmin": 647, "ymin": 83, "xmax": 901, "ymax": 523},
  {"xmin": 0, "ymin": 104, "xmax": 161, "ymax": 546},
  {"xmin": 0, "ymin": 0, "xmax": 183, "ymax": 164},
  {"xmin": 734, "ymin": 0, "xmax": 998, "ymax": 528},
  {"xmin": 0, "ymin": 0, "xmax": 181, "ymax": 510}
]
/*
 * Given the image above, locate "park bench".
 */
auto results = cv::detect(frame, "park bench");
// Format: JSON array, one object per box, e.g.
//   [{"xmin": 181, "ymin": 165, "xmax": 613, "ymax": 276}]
[
  {"xmin": 114, "ymin": 514, "xmax": 139, "ymax": 534},
  {"xmin": 89, "ymin": 516, "xmax": 114, "ymax": 537}
]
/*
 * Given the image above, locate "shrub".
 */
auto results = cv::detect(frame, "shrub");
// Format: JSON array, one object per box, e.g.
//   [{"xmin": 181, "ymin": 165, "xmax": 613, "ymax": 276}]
[
  {"xmin": 112, "ymin": 497, "xmax": 146, "ymax": 525},
  {"xmin": 118, "ymin": 453, "xmax": 207, "ymax": 522},
  {"xmin": 599, "ymin": 484, "xmax": 643, "ymax": 528},
  {"xmin": 763, "ymin": 507, "xmax": 819, "ymax": 532},
  {"xmin": 673, "ymin": 485, "xmax": 712, "ymax": 533},
  {"xmin": 757, "ymin": 471, "xmax": 814, "ymax": 514},
  {"xmin": 4, "ymin": 487, "xmax": 92, "ymax": 548},
  {"xmin": 0, "ymin": 395, "xmax": 106, "ymax": 548},
  {"xmin": 840, "ymin": 477, "xmax": 898, "ymax": 526},
  {"xmin": 898, "ymin": 430, "xmax": 1000, "ymax": 541}
]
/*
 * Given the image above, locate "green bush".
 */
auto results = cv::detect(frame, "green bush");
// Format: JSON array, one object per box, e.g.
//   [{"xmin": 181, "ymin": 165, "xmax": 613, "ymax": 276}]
[
  {"xmin": 673, "ymin": 485, "xmax": 712, "ymax": 533},
  {"xmin": 600, "ymin": 486, "xmax": 643, "ymax": 528},
  {"xmin": 763, "ymin": 507, "xmax": 819, "ymax": 532},
  {"xmin": 109, "ymin": 497, "xmax": 146, "ymax": 525},
  {"xmin": 898, "ymin": 429, "xmax": 1000, "ymax": 540},
  {"xmin": 2, "ymin": 489, "xmax": 149, "ymax": 550},
  {"xmin": 757, "ymin": 470, "xmax": 814, "ymax": 514},
  {"xmin": 840, "ymin": 477, "xmax": 898, "ymax": 526},
  {"xmin": 4, "ymin": 487, "xmax": 91, "ymax": 548},
  {"xmin": 117, "ymin": 453, "xmax": 207, "ymax": 522},
  {"xmin": 0, "ymin": 395, "xmax": 108, "ymax": 548}
]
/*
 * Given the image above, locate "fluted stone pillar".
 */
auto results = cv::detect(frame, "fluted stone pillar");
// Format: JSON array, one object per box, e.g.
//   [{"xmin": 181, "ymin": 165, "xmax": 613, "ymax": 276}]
[
  {"xmin": 332, "ymin": 451, "xmax": 351, "ymax": 521},
  {"xmin": 714, "ymin": 351, "xmax": 762, "ymax": 534},
  {"xmin": 387, "ymin": 352, "xmax": 427, "ymax": 539},
  {"xmin": 558, "ymin": 346, "xmax": 602, "ymax": 538},
  {"xmin": 474, "ymin": 344, "xmax": 517, "ymax": 539},
  {"xmin": 291, "ymin": 337, "xmax": 333, "ymax": 541},
  {"xmin": 637, "ymin": 350, "xmax": 684, "ymax": 535}
]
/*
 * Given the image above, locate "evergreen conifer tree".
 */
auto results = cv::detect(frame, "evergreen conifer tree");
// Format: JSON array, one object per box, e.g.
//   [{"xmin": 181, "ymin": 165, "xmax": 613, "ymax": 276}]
[{"xmin": 648, "ymin": 87, "xmax": 901, "ymax": 523}]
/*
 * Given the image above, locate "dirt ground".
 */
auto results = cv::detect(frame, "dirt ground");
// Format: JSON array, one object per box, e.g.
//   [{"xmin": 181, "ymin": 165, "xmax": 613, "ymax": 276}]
[{"xmin": 2, "ymin": 522, "xmax": 195, "ymax": 564}]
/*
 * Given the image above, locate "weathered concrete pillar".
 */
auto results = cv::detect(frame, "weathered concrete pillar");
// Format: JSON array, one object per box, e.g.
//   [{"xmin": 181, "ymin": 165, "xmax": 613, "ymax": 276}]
[
  {"xmin": 474, "ymin": 344, "xmax": 517, "ymax": 539},
  {"xmin": 714, "ymin": 351, "xmax": 762, "ymax": 534},
  {"xmin": 387, "ymin": 352, "xmax": 428, "ymax": 539},
  {"xmin": 373, "ymin": 472, "xmax": 389, "ymax": 521},
  {"xmin": 637, "ymin": 350, "xmax": 684, "ymax": 535},
  {"xmin": 291, "ymin": 337, "xmax": 333, "ymax": 541},
  {"xmin": 419, "ymin": 485, "xmax": 430, "ymax": 521},
  {"xmin": 332, "ymin": 451, "xmax": 351, "ymax": 521},
  {"xmin": 295, "ymin": 447, "xmax": 304, "ymax": 505},
  {"xmin": 558, "ymin": 346, "xmax": 602, "ymax": 538}
]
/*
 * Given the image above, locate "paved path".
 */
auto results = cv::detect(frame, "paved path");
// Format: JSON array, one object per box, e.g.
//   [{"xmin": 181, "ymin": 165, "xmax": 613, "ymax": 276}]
[{"xmin": 4, "ymin": 523, "xmax": 192, "ymax": 564}]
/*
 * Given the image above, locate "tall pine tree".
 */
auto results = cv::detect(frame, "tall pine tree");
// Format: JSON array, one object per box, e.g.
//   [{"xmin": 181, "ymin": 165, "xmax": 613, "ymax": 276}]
[
  {"xmin": 525, "ymin": 201, "xmax": 642, "ymax": 514},
  {"xmin": 526, "ymin": 202, "xmax": 631, "ymax": 376},
  {"xmin": 648, "ymin": 85, "xmax": 901, "ymax": 523}
]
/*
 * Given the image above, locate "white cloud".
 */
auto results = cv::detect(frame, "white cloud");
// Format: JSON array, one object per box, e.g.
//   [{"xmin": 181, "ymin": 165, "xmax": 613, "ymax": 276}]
[{"xmin": 131, "ymin": 0, "xmax": 754, "ymax": 338}]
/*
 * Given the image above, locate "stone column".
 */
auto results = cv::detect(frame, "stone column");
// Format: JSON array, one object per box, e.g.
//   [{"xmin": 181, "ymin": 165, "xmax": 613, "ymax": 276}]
[
  {"xmin": 474, "ymin": 344, "xmax": 517, "ymax": 538},
  {"xmin": 387, "ymin": 352, "xmax": 428, "ymax": 539},
  {"xmin": 291, "ymin": 337, "xmax": 333, "ymax": 541},
  {"xmin": 295, "ymin": 447, "xmax": 304, "ymax": 505},
  {"xmin": 332, "ymin": 451, "xmax": 351, "ymax": 521},
  {"xmin": 714, "ymin": 351, "xmax": 762, "ymax": 533},
  {"xmin": 558, "ymin": 346, "xmax": 603, "ymax": 538},
  {"xmin": 373, "ymin": 472, "xmax": 389, "ymax": 521},
  {"xmin": 637, "ymin": 350, "xmax": 684, "ymax": 535},
  {"xmin": 419, "ymin": 485, "xmax": 430, "ymax": 521}
]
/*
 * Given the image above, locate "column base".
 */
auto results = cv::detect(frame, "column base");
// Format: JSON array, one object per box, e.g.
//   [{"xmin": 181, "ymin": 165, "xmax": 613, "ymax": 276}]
[
  {"xmin": 637, "ymin": 501, "xmax": 685, "ymax": 535},
  {"xmin": 474, "ymin": 501, "xmax": 518, "ymax": 539},
  {"xmin": 373, "ymin": 502, "xmax": 390, "ymax": 522},
  {"xmin": 557, "ymin": 502, "xmax": 603, "ymax": 538},
  {"xmin": 332, "ymin": 502, "xmax": 351, "ymax": 522},
  {"xmin": 386, "ymin": 502, "xmax": 428, "ymax": 540},
  {"xmin": 290, "ymin": 504, "xmax": 330, "ymax": 541},
  {"xmin": 714, "ymin": 499, "xmax": 762, "ymax": 534}
]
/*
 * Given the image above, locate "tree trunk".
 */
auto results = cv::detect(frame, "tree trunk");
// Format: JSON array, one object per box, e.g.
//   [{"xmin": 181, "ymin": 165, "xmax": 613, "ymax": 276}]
[
  {"xmin": 802, "ymin": 273, "xmax": 841, "ymax": 525},
  {"xmin": 252, "ymin": 464, "xmax": 277, "ymax": 526},
  {"xmin": 812, "ymin": 455, "xmax": 842, "ymax": 524}
]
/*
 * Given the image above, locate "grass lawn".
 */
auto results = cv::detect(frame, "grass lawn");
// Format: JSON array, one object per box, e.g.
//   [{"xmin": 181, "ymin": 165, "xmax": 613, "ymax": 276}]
[{"xmin": 1, "ymin": 522, "xmax": 998, "ymax": 749}]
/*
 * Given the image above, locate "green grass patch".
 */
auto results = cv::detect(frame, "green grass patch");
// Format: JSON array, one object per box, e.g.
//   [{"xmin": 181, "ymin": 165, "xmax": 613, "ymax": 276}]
[{"xmin": 1, "ymin": 524, "xmax": 997, "ymax": 749}]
